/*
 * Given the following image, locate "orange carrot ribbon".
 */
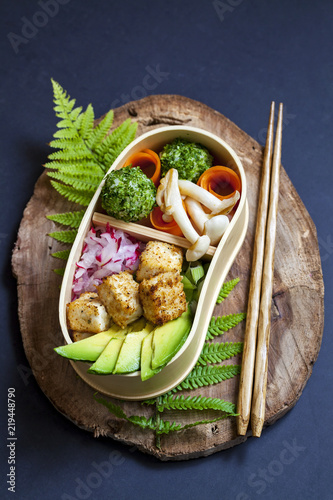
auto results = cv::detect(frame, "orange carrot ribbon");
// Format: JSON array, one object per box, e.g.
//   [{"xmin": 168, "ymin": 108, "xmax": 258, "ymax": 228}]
[
  {"xmin": 197, "ymin": 166, "xmax": 241, "ymax": 200},
  {"xmin": 124, "ymin": 148, "xmax": 161, "ymax": 187},
  {"xmin": 150, "ymin": 206, "xmax": 184, "ymax": 236}
]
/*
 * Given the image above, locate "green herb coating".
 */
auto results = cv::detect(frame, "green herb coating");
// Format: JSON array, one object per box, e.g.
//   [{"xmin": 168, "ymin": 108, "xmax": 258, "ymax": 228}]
[
  {"xmin": 101, "ymin": 166, "xmax": 156, "ymax": 222},
  {"xmin": 160, "ymin": 138, "xmax": 213, "ymax": 182}
]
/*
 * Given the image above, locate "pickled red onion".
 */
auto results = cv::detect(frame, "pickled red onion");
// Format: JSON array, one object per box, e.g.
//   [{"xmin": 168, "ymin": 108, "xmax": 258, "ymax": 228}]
[{"xmin": 72, "ymin": 223, "xmax": 143, "ymax": 300}]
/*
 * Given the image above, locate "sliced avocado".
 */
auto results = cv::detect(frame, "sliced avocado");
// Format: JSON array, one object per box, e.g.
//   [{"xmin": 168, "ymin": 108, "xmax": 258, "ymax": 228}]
[
  {"xmin": 87, "ymin": 332, "xmax": 127, "ymax": 375},
  {"xmin": 54, "ymin": 324, "xmax": 123, "ymax": 362},
  {"xmin": 140, "ymin": 330, "xmax": 163, "ymax": 381},
  {"xmin": 113, "ymin": 323, "xmax": 154, "ymax": 374},
  {"xmin": 127, "ymin": 316, "xmax": 146, "ymax": 332},
  {"xmin": 151, "ymin": 309, "xmax": 192, "ymax": 370}
]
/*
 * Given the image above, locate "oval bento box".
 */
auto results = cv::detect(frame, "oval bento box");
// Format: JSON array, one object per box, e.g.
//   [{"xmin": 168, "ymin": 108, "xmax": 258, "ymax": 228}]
[{"xmin": 58, "ymin": 125, "xmax": 249, "ymax": 400}]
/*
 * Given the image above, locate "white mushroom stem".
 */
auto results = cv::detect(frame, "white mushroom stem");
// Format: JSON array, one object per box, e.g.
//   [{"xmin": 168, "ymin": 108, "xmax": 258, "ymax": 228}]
[
  {"xmin": 156, "ymin": 175, "xmax": 167, "ymax": 211},
  {"xmin": 186, "ymin": 235, "xmax": 211, "ymax": 262},
  {"xmin": 203, "ymin": 214, "xmax": 229, "ymax": 246},
  {"xmin": 158, "ymin": 169, "xmax": 200, "ymax": 244},
  {"xmin": 156, "ymin": 169, "xmax": 217, "ymax": 260},
  {"xmin": 184, "ymin": 197, "xmax": 209, "ymax": 233},
  {"xmin": 178, "ymin": 180, "xmax": 240, "ymax": 215},
  {"xmin": 185, "ymin": 196, "xmax": 230, "ymax": 246},
  {"xmin": 162, "ymin": 213, "xmax": 174, "ymax": 223},
  {"xmin": 163, "ymin": 169, "xmax": 178, "ymax": 216},
  {"xmin": 156, "ymin": 175, "xmax": 175, "ymax": 221},
  {"xmin": 217, "ymin": 190, "xmax": 240, "ymax": 215}
]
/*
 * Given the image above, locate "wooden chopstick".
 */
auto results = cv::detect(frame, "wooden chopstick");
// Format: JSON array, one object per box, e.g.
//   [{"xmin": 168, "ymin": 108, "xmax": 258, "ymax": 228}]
[
  {"xmin": 236, "ymin": 102, "xmax": 279, "ymax": 436},
  {"xmin": 251, "ymin": 102, "xmax": 283, "ymax": 437}
]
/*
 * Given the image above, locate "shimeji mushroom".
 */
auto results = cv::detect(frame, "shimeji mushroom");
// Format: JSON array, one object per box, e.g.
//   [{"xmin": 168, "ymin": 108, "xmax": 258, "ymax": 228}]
[
  {"xmin": 178, "ymin": 180, "xmax": 240, "ymax": 215},
  {"xmin": 203, "ymin": 214, "xmax": 229, "ymax": 245},
  {"xmin": 156, "ymin": 169, "xmax": 211, "ymax": 261},
  {"xmin": 185, "ymin": 197, "xmax": 229, "ymax": 245},
  {"xmin": 186, "ymin": 234, "xmax": 211, "ymax": 262},
  {"xmin": 155, "ymin": 176, "xmax": 173, "ymax": 222},
  {"xmin": 184, "ymin": 197, "xmax": 209, "ymax": 233}
]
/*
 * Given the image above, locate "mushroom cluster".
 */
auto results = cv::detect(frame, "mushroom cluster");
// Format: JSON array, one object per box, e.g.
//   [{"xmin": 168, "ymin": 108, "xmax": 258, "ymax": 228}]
[{"xmin": 156, "ymin": 168, "xmax": 240, "ymax": 261}]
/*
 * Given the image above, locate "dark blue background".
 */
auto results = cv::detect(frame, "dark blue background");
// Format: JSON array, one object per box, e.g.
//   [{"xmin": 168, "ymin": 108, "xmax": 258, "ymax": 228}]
[{"xmin": 1, "ymin": 1, "xmax": 332, "ymax": 499}]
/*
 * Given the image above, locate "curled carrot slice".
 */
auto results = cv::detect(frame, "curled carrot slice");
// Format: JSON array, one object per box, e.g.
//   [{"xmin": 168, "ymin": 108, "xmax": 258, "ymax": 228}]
[
  {"xmin": 197, "ymin": 166, "xmax": 241, "ymax": 200},
  {"xmin": 150, "ymin": 206, "xmax": 183, "ymax": 236},
  {"xmin": 124, "ymin": 148, "xmax": 161, "ymax": 187},
  {"xmin": 150, "ymin": 199, "xmax": 188, "ymax": 237}
]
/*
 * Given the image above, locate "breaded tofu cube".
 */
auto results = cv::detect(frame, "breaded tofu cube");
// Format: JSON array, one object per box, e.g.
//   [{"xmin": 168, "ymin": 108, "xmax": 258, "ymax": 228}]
[
  {"xmin": 97, "ymin": 271, "xmax": 143, "ymax": 329},
  {"xmin": 67, "ymin": 292, "xmax": 110, "ymax": 334},
  {"xmin": 72, "ymin": 331, "xmax": 94, "ymax": 342},
  {"xmin": 136, "ymin": 241, "xmax": 183, "ymax": 282},
  {"xmin": 139, "ymin": 271, "xmax": 187, "ymax": 325}
]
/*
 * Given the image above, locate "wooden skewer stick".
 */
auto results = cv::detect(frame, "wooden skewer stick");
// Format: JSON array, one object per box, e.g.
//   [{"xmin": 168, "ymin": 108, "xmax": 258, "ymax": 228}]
[
  {"xmin": 251, "ymin": 102, "xmax": 283, "ymax": 437},
  {"xmin": 236, "ymin": 102, "xmax": 275, "ymax": 436}
]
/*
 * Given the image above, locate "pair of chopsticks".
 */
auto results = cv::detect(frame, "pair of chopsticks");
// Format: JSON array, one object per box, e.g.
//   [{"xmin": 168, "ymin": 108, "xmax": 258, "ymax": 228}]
[{"xmin": 237, "ymin": 102, "xmax": 283, "ymax": 438}]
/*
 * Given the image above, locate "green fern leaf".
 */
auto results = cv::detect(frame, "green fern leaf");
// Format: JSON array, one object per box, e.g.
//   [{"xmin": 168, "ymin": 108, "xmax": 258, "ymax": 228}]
[
  {"xmin": 55, "ymin": 164, "xmax": 103, "ymax": 177},
  {"xmin": 56, "ymin": 116, "xmax": 81, "ymax": 129},
  {"xmin": 87, "ymin": 110, "xmax": 114, "ymax": 149},
  {"xmin": 127, "ymin": 415, "xmax": 158, "ymax": 431},
  {"xmin": 51, "ymin": 249, "xmax": 71, "ymax": 260},
  {"xmin": 53, "ymin": 128, "xmax": 79, "ymax": 139},
  {"xmin": 94, "ymin": 394, "xmax": 236, "ymax": 438},
  {"xmin": 171, "ymin": 365, "xmax": 241, "ymax": 392},
  {"xmin": 197, "ymin": 342, "xmax": 244, "ymax": 365},
  {"xmin": 48, "ymin": 229, "xmax": 77, "ymax": 243},
  {"xmin": 156, "ymin": 395, "xmax": 237, "ymax": 414},
  {"xmin": 206, "ymin": 313, "xmax": 246, "ymax": 340},
  {"xmin": 47, "ymin": 210, "xmax": 85, "ymax": 228},
  {"xmin": 56, "ymin": 110, "xmax": 83, "ymax": 129},
  {"xmin": 69, "ymin": 106, "xmax": 83, "ymax": 122},
  {"xmin": 46, "ymin": 81, "xmax": 137, "ymax": 206},
  {"xmin": 95, "ymin": 119, "xmax": 131, "ymax": 156},
  {"xmin": 216, "ymin": 277, "xmax": 240, "ymax": 303},
  {"xmin": 49, "ymin": 137, "xmax": 84, "ymax": 150},
  {"xmin": 93, "ymin": 395, "xmax": 158, "ymax": 432},
  {"xmin": 47, "ymin": 148, "xmax": 95, "ymax": 162},
  {"xmin": 48, "ymin": 81, "xmax": 102, "ymax": 162},
  {"xmin": 50, "ymin": 181, "xmax": 92, "ymax": 206},
  {"xmin": 52, "ymin": 80, "xmax": 79, "ymax": 122},
  {"xmin": 45, "ymin": 160, "xmax": 100, "ymax": 172},
  {"xmin": 80, "ymin": 103, "xmax": 95, "ymax": 140},
  {"xmin": 53, "ymin": 268, "xmax": 65, "ymax": 276},
  {"xmin": 95, "ymin": 119, "xmax": 137, "ymax": 171},
  {"xmin": 103, "ymin": 123, "xmax": 137, "ymax": 168},
  {"xmin": 47, "ymin": 171, "xmax": 101, "ymax": 191},
  {"xmin": 142, "ymin": 398, "xmax": 157, "ymax": 406},
  {"xmin": 93, "ymin": 395, "xmax": 128, "ymax": 420},
  {"xmin": 156, "ymin": 420, "xmax": 183, "ymax": 435}
]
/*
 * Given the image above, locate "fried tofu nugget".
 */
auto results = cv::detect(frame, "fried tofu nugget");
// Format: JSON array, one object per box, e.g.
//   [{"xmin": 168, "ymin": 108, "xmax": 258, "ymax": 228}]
[
  {"xmin": 72, "ymin": 331, "xmax": 94, "ymax": 342},
  {"xmin": 97, "ymin": 271, "xmax": 143, "ymax": 329},
  {"xmin": 139, "ymin": 271, "xmax": 187, "ymax": 325},
  {"xmin": 136, "ymin": 241, "xmax": 183, "ymax": 282},
  {"xmin": 67, "ymin": 292, "xmax": 110, "ymax": 333}
]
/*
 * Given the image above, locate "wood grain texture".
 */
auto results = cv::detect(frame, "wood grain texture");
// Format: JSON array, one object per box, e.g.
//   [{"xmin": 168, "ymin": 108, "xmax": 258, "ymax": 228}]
[{"xmin": 11, "ymin": 95, "xmax": 324, "ymax": 460}]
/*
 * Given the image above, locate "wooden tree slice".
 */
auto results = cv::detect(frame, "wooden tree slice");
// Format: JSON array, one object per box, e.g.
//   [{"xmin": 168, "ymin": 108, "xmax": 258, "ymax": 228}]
[{"xmin": 11, "ymin": 95, "xmax": 324, "ymax": 460}]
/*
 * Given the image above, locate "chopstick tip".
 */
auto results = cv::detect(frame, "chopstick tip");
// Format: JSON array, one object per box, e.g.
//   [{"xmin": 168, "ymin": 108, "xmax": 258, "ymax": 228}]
[
  {"xmin": 237, "ymin": 416, "xmax": 249, "ymax": 436},
  {"xmin": 251, "ymin": 415, "xmax": 264, "ymax": 437}
]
